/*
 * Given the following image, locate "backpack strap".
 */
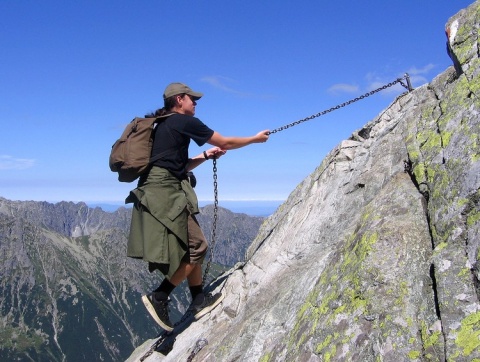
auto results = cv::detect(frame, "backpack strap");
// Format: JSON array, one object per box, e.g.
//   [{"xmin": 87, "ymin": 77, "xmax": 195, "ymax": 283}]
[
  {"xmin": 149, "ymin": 113, "xmax": 175, "ymax": 164},
  {"xmin": 149, "ymin": 150, "xmax": 171, "ymax": 164}
]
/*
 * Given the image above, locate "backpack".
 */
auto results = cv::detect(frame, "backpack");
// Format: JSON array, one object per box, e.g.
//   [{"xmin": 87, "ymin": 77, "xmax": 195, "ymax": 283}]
[{"xmin": 109, "ymin": 114, "xmax": 172, "ymax": 182}]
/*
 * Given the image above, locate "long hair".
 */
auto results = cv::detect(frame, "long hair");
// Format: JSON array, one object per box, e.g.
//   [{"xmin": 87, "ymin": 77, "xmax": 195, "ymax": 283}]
[{"xmin": 144, "ymin": 94, "xmax": 185, "ymax": 117}]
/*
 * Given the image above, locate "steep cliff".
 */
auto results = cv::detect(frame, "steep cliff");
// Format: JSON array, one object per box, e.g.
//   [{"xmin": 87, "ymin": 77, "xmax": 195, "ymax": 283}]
[{"xmin": 128, "ymin": 2, "xmax": 480, "ymax": 361}]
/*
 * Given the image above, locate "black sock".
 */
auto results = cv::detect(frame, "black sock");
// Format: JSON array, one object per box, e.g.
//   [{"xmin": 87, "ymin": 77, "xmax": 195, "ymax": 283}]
[
  {"xmin": 189, "ymin": 285, "xmax": 203, "ymax": 301},
  {"xmin": 153, "ymin": 279, "xmax": 176, "ymax": 300}
]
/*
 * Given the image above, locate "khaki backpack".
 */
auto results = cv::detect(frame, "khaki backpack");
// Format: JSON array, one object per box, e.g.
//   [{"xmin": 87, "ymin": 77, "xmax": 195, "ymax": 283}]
[{"xmin": 109, "ymin": 114, "xmax": 172, "ymax": 182}]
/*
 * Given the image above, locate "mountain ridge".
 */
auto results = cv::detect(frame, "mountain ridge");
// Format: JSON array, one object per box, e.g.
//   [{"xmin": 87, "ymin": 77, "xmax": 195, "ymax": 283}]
[{"xmin": 0, "ymin": 196, "xmax": 263, "ymax": 361}]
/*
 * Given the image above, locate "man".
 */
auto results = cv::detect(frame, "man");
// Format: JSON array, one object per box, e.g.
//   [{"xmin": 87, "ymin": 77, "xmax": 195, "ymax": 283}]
[{"xmin": 127, "ymin": 82, "xmax": 270, "ymax": 331}]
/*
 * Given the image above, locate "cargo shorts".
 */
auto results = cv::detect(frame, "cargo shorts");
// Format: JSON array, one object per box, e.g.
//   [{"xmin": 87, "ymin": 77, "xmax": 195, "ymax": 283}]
[{"xmin": 185, "ymin": 214, "xmax": 208, "ymax": 264}]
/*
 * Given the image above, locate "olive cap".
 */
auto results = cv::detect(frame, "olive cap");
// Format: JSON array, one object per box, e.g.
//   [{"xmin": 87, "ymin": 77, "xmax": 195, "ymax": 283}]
[{"xmin": 163, "ymin": 82, "xmax": 203, "ymax": 99}]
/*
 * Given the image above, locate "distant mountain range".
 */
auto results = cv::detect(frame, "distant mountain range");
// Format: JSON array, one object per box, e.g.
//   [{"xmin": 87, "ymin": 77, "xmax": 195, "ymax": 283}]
[
  {"xmin": 0, "ymin": 197, "xmax": 264, "ymax": 361},
  {"xmin": 89, "ymin": 199, "xmax": 282, "ymax": 216}
]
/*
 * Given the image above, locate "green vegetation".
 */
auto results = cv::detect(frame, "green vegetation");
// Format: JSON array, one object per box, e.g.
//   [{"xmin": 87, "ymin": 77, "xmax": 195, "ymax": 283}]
[
  {"xmin": 454, "ymin": 311, "xmax": 480, "ymax": 357},
  {"xmin": 0, "ymin": 326, "xmax": 45, "ymax": 353}
]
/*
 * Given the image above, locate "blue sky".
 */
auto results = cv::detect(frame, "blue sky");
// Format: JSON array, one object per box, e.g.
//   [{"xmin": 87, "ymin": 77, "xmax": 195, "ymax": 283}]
[{"xmin": 0, "ymin": 0, "xmax": 473, "ymax": 206}]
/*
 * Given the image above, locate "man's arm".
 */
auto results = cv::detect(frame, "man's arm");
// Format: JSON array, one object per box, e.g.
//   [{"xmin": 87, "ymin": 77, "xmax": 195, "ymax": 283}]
[
  {"xmin": 186, "ymin": 147, "xmax": 227, "ymax": 171},
  {"xmin": 207, "ymin": 130, "xmax": 270, "ymax": 150}
]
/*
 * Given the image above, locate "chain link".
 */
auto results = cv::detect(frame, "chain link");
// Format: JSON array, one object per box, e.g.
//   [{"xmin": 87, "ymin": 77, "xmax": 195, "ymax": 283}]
[{"xmin": 268, "ymin": 74, "xmax": 412, "ymax": 135}]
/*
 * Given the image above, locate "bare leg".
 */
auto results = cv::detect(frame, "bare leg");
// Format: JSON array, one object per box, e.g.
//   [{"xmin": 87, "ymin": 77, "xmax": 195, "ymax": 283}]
[
  {"xmin": 186, "ymin": 263, "xmax": 202, "ymax": 286},
  {"xmin": 169, "ymin": 261, "xmax": 202, "ymax": 286}
]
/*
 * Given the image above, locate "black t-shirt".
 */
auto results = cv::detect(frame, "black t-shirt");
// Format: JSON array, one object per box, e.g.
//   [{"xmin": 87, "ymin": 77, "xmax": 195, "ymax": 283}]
[{"xmin": 151, "ymin": 113, "xmax": 214, "ymax": 179}]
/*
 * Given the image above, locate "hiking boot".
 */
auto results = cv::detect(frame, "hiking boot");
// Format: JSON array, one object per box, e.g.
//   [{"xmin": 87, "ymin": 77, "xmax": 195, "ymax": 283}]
[
  {"xmin": 141, "ymin": 293, "xmax": 174, "ymax": 331},
  {"xmin": 189, "ymin": 292, "xmax": 225, "ymax": 320}
]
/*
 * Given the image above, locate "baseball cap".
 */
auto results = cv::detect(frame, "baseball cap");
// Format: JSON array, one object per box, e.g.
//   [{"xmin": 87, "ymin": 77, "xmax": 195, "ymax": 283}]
[{"xmin": 163, "ymin": 83, "xmax": 203, "ymax": 100}]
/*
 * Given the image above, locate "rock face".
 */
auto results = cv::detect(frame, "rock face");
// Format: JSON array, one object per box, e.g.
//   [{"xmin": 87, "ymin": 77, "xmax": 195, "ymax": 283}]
[{"xmin": 128, "ymin": 2, "xmax": 480, "ymax": 361}]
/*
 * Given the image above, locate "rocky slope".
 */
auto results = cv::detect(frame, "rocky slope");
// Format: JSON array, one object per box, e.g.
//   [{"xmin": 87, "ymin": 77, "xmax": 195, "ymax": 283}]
[
  {"xmin": 0, "ymin": 198, "xmax": 263, "ymax": 361},
  {"xmin": 127, "ymin": 2, "xmax": 480, "ymax": 361}
]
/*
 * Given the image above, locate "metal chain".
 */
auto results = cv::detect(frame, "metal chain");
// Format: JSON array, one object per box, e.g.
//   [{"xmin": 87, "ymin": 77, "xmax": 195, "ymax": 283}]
[
  {"xmin": 200, "ymin": 75, "xmax": 412, "ymax": 286},
  {"xmin": 186, "ymin": 338, "xmax": 209, "ymax": 362},
  {"xmin": 268, "ymin": 73, "xmax": 413, "ymax": 135},
  {"xmin": 139, "ymin": 74, "xmax": 413, "ymax": 362},
  {"xmin": 202, "ymin": 158, "xmax": 219, "ymax": 286},
  {"xmin": 140, "ymin": 333, "xmax": 168, "ymax": 361},
  {"xmin": 140, "ymin": 303, "xmax": 201, "ymax": 361},
  {"xmin": 139, "ymin": 160, "xmax": 219, "ymax": 362}
]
